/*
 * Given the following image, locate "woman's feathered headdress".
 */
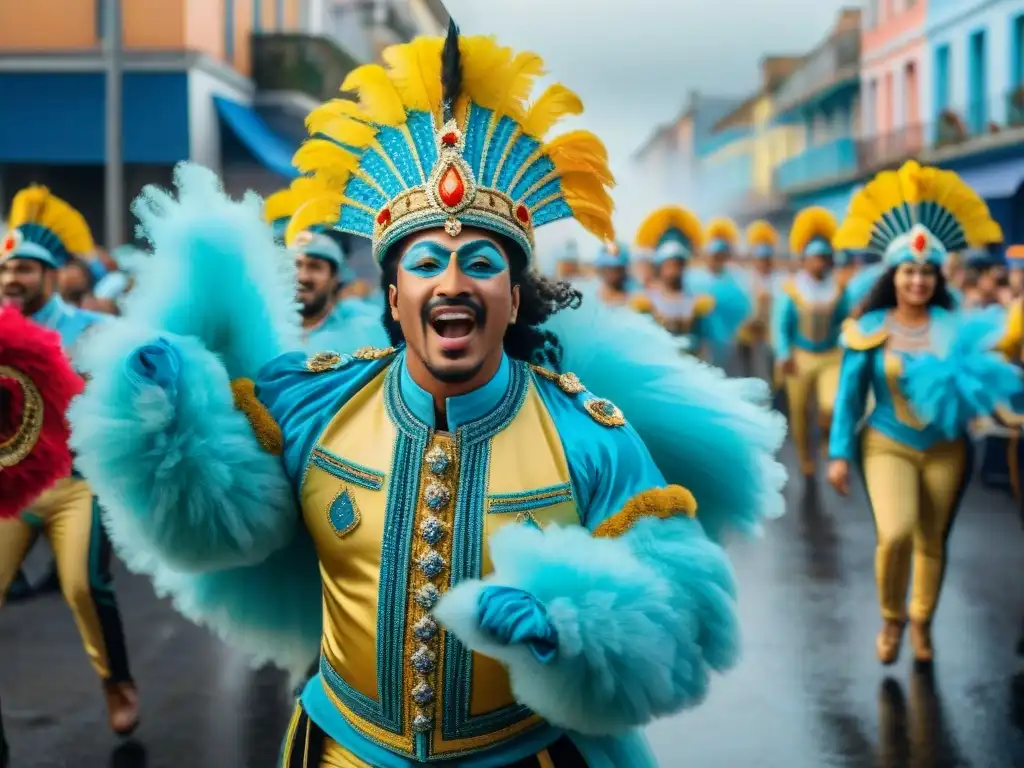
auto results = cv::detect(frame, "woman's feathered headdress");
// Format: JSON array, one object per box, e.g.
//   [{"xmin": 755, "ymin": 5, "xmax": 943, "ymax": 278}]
[
  {"xmin": 634, "ymin": 205, "xmax": 703, "ymax": 264},
  {"xmin": 285, "ymin": 22, "xmax": 615, "ymax": 264},
  {"xmin": 833, "ymin": 160, "xmax": 1002, "ymax": 266},
  {"xmin": 705, "ymin": 217, "xmax": 739, "ymax": 255},
  {"xmin": 1, "ymin": 186, "xmax": 94, "ymax": 269},
  {"xmin": 789, "ymin": 206, "xmax": 837, "ymax": 257},
  {"xmin": 746, "ymin": 220, "xmax": 778, "ymax": 259}
]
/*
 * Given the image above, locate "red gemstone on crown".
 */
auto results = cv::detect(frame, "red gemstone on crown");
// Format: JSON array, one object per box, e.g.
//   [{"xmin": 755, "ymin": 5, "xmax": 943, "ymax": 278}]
[
  {"xmin": 1, "ymin": 235, "xmax": 13, "ymax": 251},
  {"xmin": 515, "ymin": 204, "xmax": 530, "ymax": 224},
  {"xmin": 438, "ymin": 166, "xmax": 465, "ymax": 207},
  {"xmin": 441, "ymin": 131, "xmax": 458, "ymax": 147},
  {"xmin": 376, "ymin": 208, "xmax": 392, "ymax": 226},
  {"xmin": 912, "ymin": 232, "xmax": 927, "ymax": 252}
]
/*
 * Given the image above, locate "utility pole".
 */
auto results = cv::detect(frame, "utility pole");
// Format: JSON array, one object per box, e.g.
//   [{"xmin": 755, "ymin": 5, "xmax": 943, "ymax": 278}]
[{"xmin": 103, "ymin": 0, "xmax": 124, "ymax": 249}]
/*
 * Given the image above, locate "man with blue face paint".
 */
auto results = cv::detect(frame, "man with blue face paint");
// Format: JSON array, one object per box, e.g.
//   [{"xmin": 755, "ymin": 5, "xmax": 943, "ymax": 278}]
[
  {"xmin": 70, "ymin": 24, "xmax": 787, "ymax": 767},
  {"xmin": 773, "ymin": 206, "xmax": 850, "ymax": 478}
]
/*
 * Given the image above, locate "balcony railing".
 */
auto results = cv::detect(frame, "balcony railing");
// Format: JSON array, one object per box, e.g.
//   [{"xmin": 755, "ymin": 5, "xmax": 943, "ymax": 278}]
[
  {"xmin": 773, "ymin": 29, "xmax": 860, "ymax": 114},
  {"xmin": 774, "ymin": 137, "xmax": 857, "ymax": 191},
  {"xmin": 857, "ymin": 124, "xmax": 925, "ymax": 171},
  {"xmin": 251, "ymin": 33, "xmax": 360, "ymax": 102}
]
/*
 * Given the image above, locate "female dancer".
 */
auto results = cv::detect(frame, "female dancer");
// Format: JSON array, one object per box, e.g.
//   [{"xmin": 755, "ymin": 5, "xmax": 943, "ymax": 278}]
[{"xmin": 827, "ymin": 160, "xmax": 1014, "ymax": 665}]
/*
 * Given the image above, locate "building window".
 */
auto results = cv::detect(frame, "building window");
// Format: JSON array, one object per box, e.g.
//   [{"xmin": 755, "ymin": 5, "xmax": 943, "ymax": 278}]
[
  {"xmin": 1013, "ymin": 14, "xmax": 1024, "ymax": 88},
  {"xmin": 225, "ymin": 0, "xmax": 235, "ymax": 59},
  {"xmin": 883, "ymin": 71, "xmax": 894, "ymax": 134},
  {"xmin": 277, "ymin": 0, "xmax": 285, "ymax": 30},
  {"xmin": 934, "ymin": 44, "xmax": 950, "ymax": 118},
  {"xmin": 253, "ymin": 0, "xmax": 262, "ymax": 32},
  {"xmin": 864, "ymin": 0, "xmax": 877, "ymax": 29},
  {"xmin": 968, "ymin": 29, "xmax": 988, "ymax": 134},
  {"xmin": 904, "ymin": 60, "xmax": 919, "ymax": 125}
]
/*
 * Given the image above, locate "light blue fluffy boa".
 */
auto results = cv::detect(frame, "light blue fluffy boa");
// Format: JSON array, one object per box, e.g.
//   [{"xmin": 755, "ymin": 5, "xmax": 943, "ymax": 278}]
[
  {"xmin": 902, "ymin": 306, "xmax": 1022, "ymax": 439},
  {"xmin": 544, "ymin": 284, "xmax": 788, "ymax": 542}
]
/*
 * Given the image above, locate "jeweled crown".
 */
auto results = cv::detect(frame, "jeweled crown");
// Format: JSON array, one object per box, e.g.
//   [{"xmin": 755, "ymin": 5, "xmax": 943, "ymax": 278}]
[{"xmin": 285, "ymin": 22, "xmax": 615, "ymax": 264}]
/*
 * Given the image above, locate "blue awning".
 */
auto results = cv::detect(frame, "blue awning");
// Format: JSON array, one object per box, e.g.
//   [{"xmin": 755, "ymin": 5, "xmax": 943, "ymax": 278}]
[
  {"xmin": 957, "ymin": 157, "xmax": 1024, "ymax": 199},
  {"xmin": 215, "ymin": 95, "xmax": 298, "ymax": 179}
]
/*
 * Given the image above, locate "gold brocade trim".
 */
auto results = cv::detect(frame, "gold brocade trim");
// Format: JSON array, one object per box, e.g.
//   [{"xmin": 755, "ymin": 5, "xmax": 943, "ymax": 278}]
[
  {"xmin": 583, "ymin": 397, "xmax": 625, "ymax": 427},
  {"xmin": 320, "ymin": 679, "xmax": 414, "ymax": 754},
  {"xmin": 529, "ymin": 366, "xmax": 585, "ymax": 395},
  {"xmin": 230, "ymin": 377, "xmax": 284, "ymax": 455},
  {"xmin": 306, "ymin": 351, "xmax": 346, "ymax": 373},
  {"xmin": 0, "ymin": 364, "xmax": 44, "ymax": 468},
  {"xmin": 353, "ymin": 346, "xmax": 397, "ymax": 361},
  {"xmin": 592, "ymin": 485, "xmax": 697, "ymax": 538},
  {"xmin": 840, "ymin": 317, "xmax": 888, "ymax": 351},
  {"xmin": 883, "ymin": 352, "xmax": 925, "ymax": 429},
  {"xmin": 629, "ymin": 293, "xmax": 654, "ymax": 314}
]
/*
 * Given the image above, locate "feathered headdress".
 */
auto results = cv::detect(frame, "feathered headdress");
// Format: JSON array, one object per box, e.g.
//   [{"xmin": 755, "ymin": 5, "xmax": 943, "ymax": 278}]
[
  {"xmin": 264, "ymin": 176, "xmax": 338, "ymax": 245},
  {"xmin": 634, "ymin": 205, "xmax": 703, "ymax": 265},
  {"xmin": 789, "ymin": 206, "xmax": 837, "ymax": 258},
  {"xmin": 286, "ymin": 22, "xmax": 615, "ymax": 264},
  {"xmin": 594, "ymin": 240, "xmax": 630, "ymax": 269},
  {"xmin": 833, "ymin": 160, "xmax": 1003, "ymax": 266},
  {"xmin": 705, "ymin": 217, "xmax": 739, "ymax": 256},
  {"xmin": 746, "ymin": 220, "xmax": 778, "ymax": 259},
  {"xmin": 1, "ymin": 186, "xmax": 94, "ymax": 269}
]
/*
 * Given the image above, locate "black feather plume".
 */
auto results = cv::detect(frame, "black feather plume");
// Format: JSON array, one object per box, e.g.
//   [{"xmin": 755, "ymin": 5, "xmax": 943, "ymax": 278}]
[{"xmin": 441, "ymin": 18, "xmax": 462, "ymax": 124}]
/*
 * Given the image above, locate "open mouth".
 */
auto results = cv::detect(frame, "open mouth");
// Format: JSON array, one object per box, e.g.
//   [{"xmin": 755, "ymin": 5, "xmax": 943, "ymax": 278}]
[{"xmin": 430, "ymin": 308, "xmax": 477, "ymax": 340}]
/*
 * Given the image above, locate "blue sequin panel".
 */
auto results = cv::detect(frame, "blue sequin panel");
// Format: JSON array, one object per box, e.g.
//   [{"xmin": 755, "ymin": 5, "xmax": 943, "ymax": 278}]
[
  {"xmin": 17, "ymin": 223, "xmax": 67, "ymax": 264},
  {"xmin": 481, "ymin": 116, "xmax": 519, "ymax": 189},
  {"xmin": 359, "ymin": 149, "xmax": 405, "ymax": 198},
  {"xmin": 406, "ymin": 111, "xmax": 439, "ymax": 178},
  {"xmin": 523, "ymin": 178, "xmax": 561, "ymax": 210},
  {"xmin": 510, "ymin": 156, "xmax": 556, "ymax": 202},
  {"xmin": 462, "ymin": 104, "xmax": 493, "ymax": 182},
  {"xmin": 376, "ymin": 125, "xmax": 423, "ymax": 187},
  {"xmin": 532, "ymin": 197, "xmax": 574, "ymax": 228},
  {"xmin": 344, "ymin": 175, "xmax": 388, "ymax": 212},
  {"xmin": 338, "ymin": 206, "xmax": 375, "ymax": 238},
  {"xmin": 329, "ymin": 488, "xmax": 360, "ymax": 537},
  {"xmin": 496, "ymin": 134, "xmax": 542, "ymax": 193}
]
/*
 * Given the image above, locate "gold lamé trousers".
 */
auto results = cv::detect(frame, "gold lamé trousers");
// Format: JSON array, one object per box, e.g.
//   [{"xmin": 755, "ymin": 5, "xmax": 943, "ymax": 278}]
[
  {"xmin": 860, "ymin": 429, "xmax": 969, "ymax": 623},
  {"xmin": 280, "ymin": 703, "xmax": 589, "ymax": 767},
  {"xmin": 784, "ymin": 347, "xmax": 842, "ymax": 470},
  {"xmin": 0, "ymin": 477, "xmax": 132, "ymax": 682}
]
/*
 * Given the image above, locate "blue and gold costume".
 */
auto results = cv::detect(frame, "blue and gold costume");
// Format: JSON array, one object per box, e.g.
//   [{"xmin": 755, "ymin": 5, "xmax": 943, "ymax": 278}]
[
  {"xmin": 772, "ymin": 206, "xmax": 848, "ymax": 475},
  {"xmin": 591, "ymin": 241, "xmax": 641, "ymax": 309},
  {"xmin": 70, "ymin": 29, "xmax": 787, "ymax": 767},
  {"xmin": 695, "ymin": 217, "xmax": 753, "ymax": 366},
  {"xmin": 0, "ymin": 187, "xmax": 135, "ymax": 711},
  {"xmin": 829, "ymin": 160, "xmax": 1015, "ymax": 664},
  {"xmin": 737, "ymin": 220, "xmax": 779, "ymax": 351}
]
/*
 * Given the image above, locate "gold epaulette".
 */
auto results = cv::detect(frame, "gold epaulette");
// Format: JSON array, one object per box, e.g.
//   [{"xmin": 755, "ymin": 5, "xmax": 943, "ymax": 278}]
[{"xmin": 840, "ymin": 317, "xmax": 887, "ymax": 351}]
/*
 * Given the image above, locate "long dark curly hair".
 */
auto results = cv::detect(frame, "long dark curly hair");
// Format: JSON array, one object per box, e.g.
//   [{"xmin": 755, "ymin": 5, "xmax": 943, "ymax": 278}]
[
  {"xmin": 378, "ymin": 234, "xmax": 581, "ymax": 369},
  {"xmin": 857, "ymin": 264, "xmax": 956, "ymax": 317}
]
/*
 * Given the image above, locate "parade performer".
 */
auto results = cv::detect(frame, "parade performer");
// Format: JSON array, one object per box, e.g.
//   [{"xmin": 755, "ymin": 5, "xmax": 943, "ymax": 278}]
[
  {"xmin": 632, "ymin": 205, "xmax": 717, "ymax": 356},
  {"xmin": 69, "ymin": 26, "xmax": 787, "ymax": 767},
  {"xmin": 827, "ymin": 160, "xmax": 1016, "ymax": 665},
  {"xmin": 698, "ymin": 217, "xmax": 753, "ymax": 367},
  {"xmin": 773, "ymin": 206, "xmax": 848, "ymax": 477},
  {"xmin": 736, "ymin": 220, "xmax": 779, "ymax": 378},
  {"xmin": 592, "ymin": 239, "xmax": 638, "ymax": 307},
  {"xmin": 0, "ymin": 186, "xmax": 140, "ymax": 735},
  {"xmin": 553, "ymin": 239, "xmax": 582, "ymax": 281}
]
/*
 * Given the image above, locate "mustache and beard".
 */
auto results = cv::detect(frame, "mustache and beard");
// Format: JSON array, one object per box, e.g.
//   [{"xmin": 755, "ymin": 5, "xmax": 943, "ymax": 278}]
[
  {"xmin": 297, "ymin": 281, "xmax": 331, "ymax": 318},
  {"xmin": 420, "ymin": 295, "xmax": 488, "ymax": 384}
]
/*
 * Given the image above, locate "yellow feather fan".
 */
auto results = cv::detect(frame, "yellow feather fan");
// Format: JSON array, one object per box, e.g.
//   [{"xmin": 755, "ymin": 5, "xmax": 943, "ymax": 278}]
[
  {"xmin": 789, "ymin": 206, "xmax": 837, "ymax": 255},
  {"xmin": 746, "ymin": 220, "xmax": 778, "ymax": 247},
  {"xmin": 833, "ymin": 160, "xmax": 1003, "ymax": 256},
  {"xmin": 7, "ymin": 185, "xmax": 94, "ymax": 257},
  {"xmin": 634, "ymin": 205, "xmax": 703, "ymax": 251},
  {"xmin": 705, "ymin": 216, "xmax": 739, "ymax": 246}
]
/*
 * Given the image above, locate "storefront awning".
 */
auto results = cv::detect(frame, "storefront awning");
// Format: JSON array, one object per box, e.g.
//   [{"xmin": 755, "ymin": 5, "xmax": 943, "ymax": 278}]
[
  {"xmin": 957, "ymin": 157, "xmax": 1024, "ymax": 200},
  {"xmin": 215, "ymin": 96, "xmax": 298, "ymax": 179}
]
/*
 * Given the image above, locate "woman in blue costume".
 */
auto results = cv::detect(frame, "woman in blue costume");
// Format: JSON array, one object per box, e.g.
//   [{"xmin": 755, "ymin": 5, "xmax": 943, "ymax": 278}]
[
  {"xmin": 694, "ymin": 216, "xmax": 753, "ymax": 368},
  {"xmin": 591, "ymin": 240, "xmax": 640, "ymax": 308},
  {"xmin": 631, "ymin": 205, "xmax": 718, "ymax": 359},
  {"xmin": 69, "ymin": 25, "xmax": 787, "ymax": 767},
  {"xmin": 827, "ymin": 160, "xmax": 1017, "ymax": 666},
  {"xmin": 736, "ymin": 220, "xmax": 781, "ymax": 379}
]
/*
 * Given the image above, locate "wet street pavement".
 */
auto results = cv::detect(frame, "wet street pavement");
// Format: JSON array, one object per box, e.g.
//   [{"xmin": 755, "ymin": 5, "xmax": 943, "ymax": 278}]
[{"xmin": 2, "ymin": 438, "xmax": 1024, "ymax": 767}]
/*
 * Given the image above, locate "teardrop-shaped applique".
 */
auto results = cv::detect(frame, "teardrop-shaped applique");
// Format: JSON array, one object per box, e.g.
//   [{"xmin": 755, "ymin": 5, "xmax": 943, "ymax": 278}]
[{"xmin": 329, "ymin": 487, "xmax": 361, "ymax": 537}]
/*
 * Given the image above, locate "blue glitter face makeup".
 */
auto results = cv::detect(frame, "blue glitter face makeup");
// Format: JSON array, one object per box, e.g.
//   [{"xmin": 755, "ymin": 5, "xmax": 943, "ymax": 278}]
[{"xmin": 400, "ymin": 240, "xmax": 508, "ymax": 280}]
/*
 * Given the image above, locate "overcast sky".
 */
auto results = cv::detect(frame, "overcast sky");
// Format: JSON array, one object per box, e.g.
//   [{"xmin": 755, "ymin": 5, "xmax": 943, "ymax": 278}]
[{"xmin": 442, "ymin": 0, "xmax": 853, "ymax": 267}]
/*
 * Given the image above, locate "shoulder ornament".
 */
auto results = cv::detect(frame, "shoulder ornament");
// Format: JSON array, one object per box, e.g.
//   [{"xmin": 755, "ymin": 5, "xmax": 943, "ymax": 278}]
[
  {"xmin": 840, "ymin": 316, "xmax": 888, "ymax": 351},
  {"xmin": 305, "ymin": 350, "xmax": 352, "ymax": 373},
  {"xmin": 582, "ymin": 395, "xmax": 626, "ymax": 428},
  {"xmin": 530, "ymin": 365, "xmax": 586, "ymax": 395},
  {"xmin": 353, "ymin": 345, "xmax": 398, "ymax": 361}
]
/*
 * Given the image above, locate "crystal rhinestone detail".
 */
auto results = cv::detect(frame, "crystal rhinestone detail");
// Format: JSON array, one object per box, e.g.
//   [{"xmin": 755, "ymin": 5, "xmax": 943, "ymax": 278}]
[
  {"xmin": 415, "ymin": 584, "xmax": 441, "ymax": 609},
  {"xmin": 424, "ymin": 445, "xmax": 450, "ymax": 475},
  {"xmin": 424, "ymin": 482, "xmax": 451, "ymax": 511},
  {"xmin": 412, "ymin": 681, "xmax": 435, "ymax": 706},
  {"xmin": 441, "ymin": 131, "xmax": 458, "ymax": 146},
  {"xmin": 412, "ymin": 712, "xmax": 434, "ymax": 732},
  {"xmin": 515, "ymin": 204, "xmax": 530, "ymax": 223},
  {"xmin": 411, "ymin": 645, "xmax": 437, "ymax": 674},
  {"xmin": 418, "ymin": 550, "xmax": 446, "ymax": 578},
  {"xmin": 419, "ymin": 516, "xmax": 445, "ymax": 545},
  {"xmin": 413, "ymin": 615, "xmax": 438, "ymax": 642},
  {"xmin": 376, "ymin": 207, "xmax": 392, "ymax": 226},
  {"xmin": 438, "ymin": 166, "xmax": 465, "ymax": 208}
]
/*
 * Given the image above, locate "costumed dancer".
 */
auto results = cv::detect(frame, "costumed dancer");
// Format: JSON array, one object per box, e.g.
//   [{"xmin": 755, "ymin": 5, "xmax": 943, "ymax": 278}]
[
  {"xmin": 697, "ymin": 216, "xmax": 753, "ymax": 368},
  {"xmin": 772, "ymin": 206, "xmax": 848, "ymax": 477},
  {"xmin": 632, "ymin": 205, "xmax": 717, "ymax": 358},
  {"xmin": 69, "ymin": 26, "xmax": 787, "ymax": 766},
  {"xmin": 961, "ymin": 246, "xmax": 1010, "ymax": 311},
  {"xmin": 827, "ymin": 160, "xmax": 1017, "ymax": 665},
  {"xmin": 736, "ymin": 220, "xmax": 780, "ymax": 378},
  {"xmin": 593, "ymin": 239, "xmax": 638, "ymax": 307},
  {"xmin": 553, "ymin": 239, "xmax": 582, "ymax": 281},
  {"xmin": 0, "ymin": 187, "xmax": 140, "ymax": 735}
]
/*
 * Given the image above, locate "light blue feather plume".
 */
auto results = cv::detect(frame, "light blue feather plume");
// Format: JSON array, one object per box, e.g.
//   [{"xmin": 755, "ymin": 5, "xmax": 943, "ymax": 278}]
[
  {"xmin": 542, "ymin": 289, "xmax": 788, "ymax": 542},
  {"xmin": 125, "ymin": 161, "xmax": 301, "ymax": 379},
  {"xmin": 902, "ymin": 307, "xmax": 1023, "ymax": 439}
]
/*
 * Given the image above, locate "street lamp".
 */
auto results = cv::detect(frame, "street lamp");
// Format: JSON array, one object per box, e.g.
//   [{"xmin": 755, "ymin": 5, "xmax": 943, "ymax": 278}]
[{"xmin": 103, "ymin": 0, "xmax": 124, "ymax": 250}]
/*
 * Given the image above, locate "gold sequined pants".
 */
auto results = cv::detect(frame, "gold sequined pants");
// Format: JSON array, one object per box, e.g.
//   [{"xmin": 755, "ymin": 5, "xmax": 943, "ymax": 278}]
[
  {"xmin": 784, "ymin": 347, "xmax": 842, "ymax": 469},
  {"xmin": 0, "ymin": 477, "xmax": 132, "ymax": 682},
  {"xmin": 860, "ymin": 429, "xmax": 969, "ymax": 623}
]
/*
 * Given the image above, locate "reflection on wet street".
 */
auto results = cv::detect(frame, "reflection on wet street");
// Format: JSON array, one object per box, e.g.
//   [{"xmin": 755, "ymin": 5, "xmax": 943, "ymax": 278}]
[{"xmin": 2, "ymin": 438, "xmax": 1024, "ymax": 767}]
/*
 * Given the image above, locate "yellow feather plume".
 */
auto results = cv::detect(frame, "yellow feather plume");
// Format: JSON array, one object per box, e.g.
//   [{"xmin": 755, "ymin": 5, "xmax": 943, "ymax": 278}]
[
  {"xmin": 263, "ymin": 188, "xmax": 296, "ymax": 223},
  {"xmin": 264, "ymin": 176, "xmax": 337, "ymax": 224},
  {"xmin": 305, "ymin": 99, "xmax": 375, "ymax": 148},
  {"xmin": 543, "ymin": 131, "xmax": 613, "ymax": 185},
  {"xmin": 705, "ymin": 217, "xmax": 739, "ymax": 245},
  {"xmin": 746, "ymin": 220, "xmax": 778, "ymax": 247},
  {"xmin": 789, "ymin": 206, "xmax": 837, "ymax": 255},
  {"xmin": 521, "ymin": 84, "xmax": 583, "ymax": 139},
  {"xmin": 285, "ymin": 192, "xmax": 346, "ymax": 246},
  {"xmin": 340, "ymin": 65, "xmax": 407, "ymax": 127},
  {"xmin": 381, "ymin": 37, "xmax": 444, "ymax": 116},
  {"xmin": 458, "ymin": 39, "xmax": 544, "ymax": 121},
  {"xmin": 292, "ymin": 139, "xmax": 360, "ymax": 188},
  {"xmin": 8, "ymin": 185, "xmax": 94, "ymax": 256},
  {"xmin": 634, "ymin": 206, "xmax": 703, "ymax": 251}
]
